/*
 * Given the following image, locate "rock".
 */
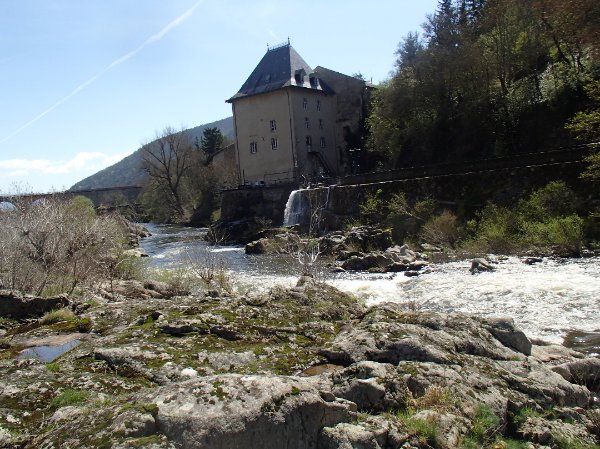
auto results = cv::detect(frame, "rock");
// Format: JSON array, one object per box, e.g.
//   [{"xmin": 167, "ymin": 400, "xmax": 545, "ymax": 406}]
[
  {"xmin": 421, "ymin": 243, "xmax": 442, "ymax": 252},
  {"xmin": 341, "ymin": 252, "xmax": 394, "ymax": 271},
  {"xmin": 551, "ymin": 358, "xmax": 600, "ymax": 390},
  {"xmin": 344, "ymin": 226, "xmax": 393, "ymax": 252},
  {"xmin": 484, "ymin": 316, "xmax": 533, "ymax": 355},
  {"xmin": 111, "ymin": 409, "xmax": 156, "ymax": 438},
  {"xmin": 469, "ymin": 258, "xmax": 495, "ymax": 274},
  {"xmin": 518, "ymin": 416, "xmax": 596, "ymax": 446},
  {"xmin": 160, "ymin": 319, "xmax": 209, "ymax": 336},
  {"xmin": 245, "ymin": 239, "xmax": 267, "ymax": 254},
  {"xmin": 198, "ymin": 351, "xmax": 257, "ymax": 371},
  {"xmin": 319, "ymin": 416, "xmax": 404, "ymax": 449},
  {"xmin": 101, "ymin": 280, "xmax": 187, "ymax": 300},
  {"xmin": 140, "ymin": 375, "xmax": 355, "ymax": 449},
  {"xmin": 210, "ymin": 325, "xmax": 243, "ymax": 341},
  {"xmin": 404, "ymin": 271, "xmax": 420, "ymax": 277},
  {"xmin": 332, "ymin": 361, "xmax": 409, "ymax": 412},
  {"xmin": 295, "ymin": 275, "xmax": 316, "ymax": 288},
  {"xmin": 0, "ymin": 291, "xmax": 70, "ymax": 320},
  {"xmin": 384, "ymin": 244, "xmax": 418, "ymax": 263},
  {"xmin": 123, "ymin": 248, "xmax": 148, "ymax": 258},
  {"xmin": 385, "ymin": 262, "xmax": 410, "ymax": 272},
  {"xmin": 408, "ymin": 261, "xmax": 429, "ymax": 271},
  {"xmin": 208, "ymin": 217, "xmax": 270, "ymax": 244},
  {"xmin": 523, "ymin": 257, "xmax": 543, "ymax": 265}
]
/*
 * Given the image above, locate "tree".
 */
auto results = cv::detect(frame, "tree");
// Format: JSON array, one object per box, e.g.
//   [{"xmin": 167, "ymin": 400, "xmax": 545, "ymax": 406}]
[
  {"xmin": 199, "ymin": 127, "xmax": 224, "ymax": 166},
  {"xmin": 141, "ymin": 127, "xmax": 195, "ymax": 219},
  {"xmin": 566, "ymin": 79, "xmax": 600, "ymax": 179}
]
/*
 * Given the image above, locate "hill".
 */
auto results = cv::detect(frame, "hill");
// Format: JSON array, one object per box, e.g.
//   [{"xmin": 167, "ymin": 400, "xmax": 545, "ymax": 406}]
[{"xmin": 69, "ymin": 117, "xmax": 234, "ymax": 190}]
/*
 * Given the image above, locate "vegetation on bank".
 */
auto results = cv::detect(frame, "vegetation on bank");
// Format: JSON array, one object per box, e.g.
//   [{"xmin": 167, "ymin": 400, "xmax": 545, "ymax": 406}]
[
  {"xmin": 356, "ymin": 180, "xmax": 593, "ymax": 256},
  {"xmin": 139, "ymin": 126, "xmax": 236, "ymax": 224},
  {"xmin": 0, "ymin": 195, "xmax": 137, "ymax": 296}
]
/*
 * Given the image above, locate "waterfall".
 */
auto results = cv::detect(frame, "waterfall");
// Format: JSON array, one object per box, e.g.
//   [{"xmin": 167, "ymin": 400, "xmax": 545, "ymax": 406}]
[{"xmin": 282, "ymin": 189, "xmax": 308, "ymax": 227}]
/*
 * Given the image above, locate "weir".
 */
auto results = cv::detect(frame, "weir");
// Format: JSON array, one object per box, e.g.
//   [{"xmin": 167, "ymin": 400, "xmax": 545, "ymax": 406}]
[
  {"xmin": 282, "ymin": 190, "xmax": 308, "ymax": 227},
  {"xmin": 282, "ymin": 188, "xmax": 330, "ymax": 228}
]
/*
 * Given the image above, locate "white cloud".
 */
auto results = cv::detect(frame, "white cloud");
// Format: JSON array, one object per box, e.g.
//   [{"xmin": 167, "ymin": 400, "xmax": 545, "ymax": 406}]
[{"xmin": 0, "ymin": 151, "xmax": 131, "ymax": 178}]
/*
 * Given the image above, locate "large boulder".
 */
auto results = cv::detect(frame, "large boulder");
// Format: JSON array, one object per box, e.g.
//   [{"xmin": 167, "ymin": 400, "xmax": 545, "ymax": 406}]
[
  {"xmin": 0, "ymin": 290, "xmax": 70, "ymax": 320},
  {"xmin": 139, "ymin": 375, "xmax": 356, "ymax": 449},
  {"xmin": 343, "ymin": 226, "xmax": 393, "ymax": 252}
]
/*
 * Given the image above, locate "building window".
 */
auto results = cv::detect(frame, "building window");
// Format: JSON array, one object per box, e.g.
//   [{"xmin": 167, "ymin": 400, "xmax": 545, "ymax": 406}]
[
  {"xmin": 306, "ymin": 135, "xmax": 312, "ymax": 150},
  {"xmin": 304, "ymin": 117, "xmax": 310, "ymax": 129},
  {"xmin": 271, "ymin": 137, "xmax": 278, "ymax": 150},
  {"xmin": 270, "ymin": 120, "xmax": 277, "ymax": 132},
  {"xmin": 320, "ymin": 137, "xmax": 326, "ymax": 148},
  {"xmin": 318, "ymin": 119, "xmax": 323, "ymax": 130},
  {"xmin": 250, "ymin": 142, "xmax": 258, "ymax": 154},
  {"xmin": 302, "ymin": 98, "xmax": 308, "ymax": 110}
]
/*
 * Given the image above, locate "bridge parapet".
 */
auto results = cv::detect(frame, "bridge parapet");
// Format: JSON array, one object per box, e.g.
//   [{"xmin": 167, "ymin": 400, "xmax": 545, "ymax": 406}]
[{"xmin": 0, "ymin": 186, "xmax": 142, "ymax": 209}]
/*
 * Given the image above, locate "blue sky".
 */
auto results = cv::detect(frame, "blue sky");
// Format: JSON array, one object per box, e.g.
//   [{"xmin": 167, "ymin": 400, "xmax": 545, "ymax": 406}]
[{"xmin": 0, "ymin": 0, "xmax": 438, "ymax": 193}]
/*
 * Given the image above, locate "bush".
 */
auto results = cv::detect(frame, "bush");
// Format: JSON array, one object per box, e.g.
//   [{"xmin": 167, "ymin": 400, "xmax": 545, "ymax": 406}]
[
  {"xmin": 464, "ymin": 182, "xmax": 584, "ymax": 255},
  {"xmin": 521, "ymin": 215, "xmax": 584, "ymax": 254},
  {"xmin": 0, "ymin": 194, "xmax": 129, "ymax": 295},
  {"xmin": 465, "ymin": 203, "xmax": 519, "ymax": 253},
  {"xmin": 420, "ymin": 210, "xmax": 463, "ymax": 247},
  {"xmin": 41, "ymin": 308, "xmax": 76, "ymax": 325},
  {"xmin": 519, "ymin": 181, "xmax": 578, "ymax": 221}
]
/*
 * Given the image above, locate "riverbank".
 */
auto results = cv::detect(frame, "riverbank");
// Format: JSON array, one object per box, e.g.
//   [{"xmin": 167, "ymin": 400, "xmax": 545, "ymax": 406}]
[
  {"xmin": 0, "ymin": 277, "xmax": 599, "ymax": 448},
  {"xmin": 138, "ymin": 223, "xmax": 600, "ymax": 353}
]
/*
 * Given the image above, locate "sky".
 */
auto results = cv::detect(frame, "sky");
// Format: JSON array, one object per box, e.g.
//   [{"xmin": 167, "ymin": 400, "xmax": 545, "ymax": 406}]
[{"xmin": 0, "ymin": 0, "xmax": 439, "ymax": 194}]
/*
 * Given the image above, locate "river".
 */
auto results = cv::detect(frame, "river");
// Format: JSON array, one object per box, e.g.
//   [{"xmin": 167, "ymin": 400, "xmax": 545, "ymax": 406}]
[{"xmin": 139, "ymin": 224, "xmax": 600, "ymax": 355}]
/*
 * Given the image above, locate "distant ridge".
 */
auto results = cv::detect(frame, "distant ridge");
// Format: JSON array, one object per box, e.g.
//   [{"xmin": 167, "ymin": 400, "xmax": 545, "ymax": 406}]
[{"xmin": 69, "ymin": 117, "xmax": 234, "ymax": 191}]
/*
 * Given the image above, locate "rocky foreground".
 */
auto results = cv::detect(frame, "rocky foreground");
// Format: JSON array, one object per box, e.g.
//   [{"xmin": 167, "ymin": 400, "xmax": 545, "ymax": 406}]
[{"xmin": 0, "ymin": 279, "xmax": 599, "ymax": 449}]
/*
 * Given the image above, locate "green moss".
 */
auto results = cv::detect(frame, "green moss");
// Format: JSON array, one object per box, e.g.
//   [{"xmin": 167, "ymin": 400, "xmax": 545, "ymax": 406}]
[
  {"xmin": 469, "ymin": 404, "xmax": 501, "ymax": 445},
  {"xmin": 405, "ymin": 416, "xmax": 441, "ymax": 447},
  {"xmin": 210, "ymin": 381, "xmax": 230, "ymax": 401},
  {"xmin": 51, "ymin": 389, "xmax": 90, "ymax": 408},
  {"xmin": 46, "ymin": 362, "xmax": 60, "ymax": 373},
  {"xmin": 126, "ymin": 434, "xmax": 165, "ymax": 447},
  {"xmin": 553, "ymin": 435, "xmax": 600, "ymax": 449},
  {"xmin": 512, "ymin": 406, "xmax": 541, "ymax": 427}
]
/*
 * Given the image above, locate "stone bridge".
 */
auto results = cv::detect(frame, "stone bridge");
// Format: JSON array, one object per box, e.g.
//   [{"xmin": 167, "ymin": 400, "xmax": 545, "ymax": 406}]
[{"xmin": 0, "ymin": 185, "xmax": 142, "ymax": 209}]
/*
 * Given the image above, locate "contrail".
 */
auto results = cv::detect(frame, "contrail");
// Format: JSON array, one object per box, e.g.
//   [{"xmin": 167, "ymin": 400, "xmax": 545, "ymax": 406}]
[{"xmin": 0, "ymin": 1, "xmax": 203, "ymax": 144}]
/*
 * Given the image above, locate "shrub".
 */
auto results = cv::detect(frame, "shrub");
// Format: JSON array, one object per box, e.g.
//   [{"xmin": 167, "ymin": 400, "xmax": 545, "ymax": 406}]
[
  {"xmin": 411, "ymin": 385, "xmax": 456, "ymax": 412},
  {"xmin": 420, "ymin": 210, "xmax": 463, "ymax": 247},
  {"xmin": 464, "ymin": 182, "xmax": 583, "ymax": 255},
  {"xmin": 465, "ymin": 203, "xmax": 518, "ymax": 253},
  {"xmin": 0, "ymin": 193, "xmax": 129, "ymax": 295},
  {"xmin": 41, "ymin": 308, "xmax": 77, "ymax": 325},
  {"xmin": 521, "ymin": 215, "xmax": 584, "ymax": 254},
  {"xmin": 519, "ymin": 181, "xmax": 578, "ymax": 221}
]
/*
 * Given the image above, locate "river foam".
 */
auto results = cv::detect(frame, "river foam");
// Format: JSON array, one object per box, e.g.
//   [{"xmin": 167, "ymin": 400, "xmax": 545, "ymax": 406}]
[{"xmin": 140, "ymin": 224, "xmax": 600, "ymax": 347}]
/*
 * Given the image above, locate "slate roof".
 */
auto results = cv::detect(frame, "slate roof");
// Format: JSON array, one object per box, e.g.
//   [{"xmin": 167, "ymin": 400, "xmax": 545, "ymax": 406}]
[{"xmin": 227, "ymin": 43, "xmax": 334, "ymax": 102}]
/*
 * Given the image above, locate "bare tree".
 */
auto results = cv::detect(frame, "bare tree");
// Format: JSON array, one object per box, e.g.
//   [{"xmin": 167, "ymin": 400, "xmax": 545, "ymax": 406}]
[{"xmin": 141, "ymin": 127, "xmax": 195, "ymax": 219}]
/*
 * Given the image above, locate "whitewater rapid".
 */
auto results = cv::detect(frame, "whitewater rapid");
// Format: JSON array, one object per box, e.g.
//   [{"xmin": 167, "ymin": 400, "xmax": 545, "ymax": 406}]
[{"xmin": 140, "ymin": 224, "xmax": 600, "ymax": 348}]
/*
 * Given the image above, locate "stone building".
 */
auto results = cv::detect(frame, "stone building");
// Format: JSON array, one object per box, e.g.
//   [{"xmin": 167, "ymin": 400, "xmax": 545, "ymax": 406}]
[{"xmin": 227, "ymin": 42, "xmax": 370, "ymax": 186}]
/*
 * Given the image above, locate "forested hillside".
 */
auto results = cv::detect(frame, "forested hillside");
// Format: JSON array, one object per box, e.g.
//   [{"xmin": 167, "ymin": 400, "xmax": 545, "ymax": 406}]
[
  {"xmin": 366, "ymin": 0, "xmax": 600, "ymax": 171},
  {"xmin": 70, "ymin": 117, "xmax": 234, "ymax": 190}
]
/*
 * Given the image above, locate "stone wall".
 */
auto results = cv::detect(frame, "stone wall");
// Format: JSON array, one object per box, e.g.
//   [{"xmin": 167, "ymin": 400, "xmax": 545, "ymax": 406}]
[
  {"xmin": 321, "ymin": 160, "xmax": 589, "ymax": 230},
  {"xmin": 220, "ymin": 184, "xmax": 297, "ymax": 226}
]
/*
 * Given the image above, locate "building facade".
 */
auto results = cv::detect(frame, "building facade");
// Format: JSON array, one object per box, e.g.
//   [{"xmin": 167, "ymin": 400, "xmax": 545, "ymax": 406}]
[{"xmin": 227, "ymin": 42, "xmax": 370, "ymax": 186}]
